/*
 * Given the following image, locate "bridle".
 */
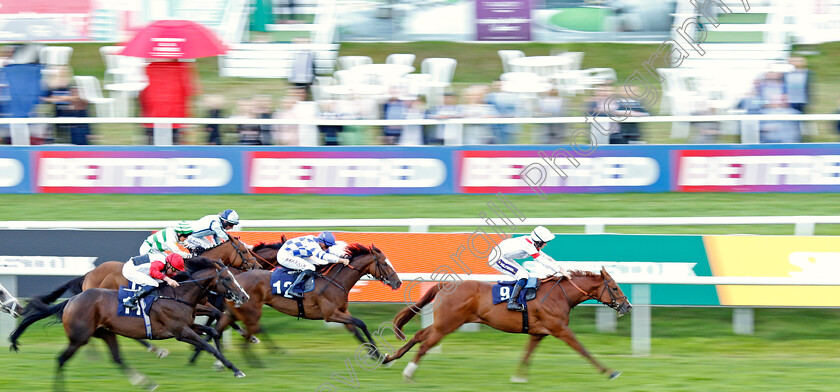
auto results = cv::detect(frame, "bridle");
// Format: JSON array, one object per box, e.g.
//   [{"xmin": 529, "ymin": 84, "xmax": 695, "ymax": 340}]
[
  {"xmin": 319, "ymin": 246, "xmax": 396, "ymax": 293},
  {"xmin": 0, "ymin": 290, "xmax": 19, "ymax": 316},
  {"xmin": 169, "ymin": 265, "xmax": 248, "ymax": 306},
  {"xmin": 557, "ymin": 274, "xmax": 626, "ymax": 310},
  {"xmin": 228, "ymin": 238, "xmax": 258, "ymax": 271}
]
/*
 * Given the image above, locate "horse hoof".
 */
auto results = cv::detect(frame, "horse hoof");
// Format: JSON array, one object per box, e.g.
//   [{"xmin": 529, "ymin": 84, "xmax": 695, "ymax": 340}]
[
  {"xmin": 384, "ymin": 360, "xmax": 395, "ymax": 368},
  {"xmin": 234, "ymin": 370, "xmax": 246, "ymax": 378},
  {"xmin": 212, "ymin": 360, "xmax": 225, "ymax": 372},
  {"xmin": 129, "ymin": 374, "xmax": 145, "ymax": 386},
  {"xmin": 156, "ymin": 349, "xmax": 169, "ymax": 359},
  {"xmin": 402, "ymin": 375, "xmax": 415, "ymax": 383},
  {"xmin": 510, "ymin": 375, "xmax": 528, "ymax": 383},
  {"xmin": 250, "ymin": 337, "xmax": 261, "ymax": 344},
  {"xmin": 608, "ymin": 370, "xmax": 622, "ymax": 380},
  {"xmin": 146, "ymin": 383, "xmax": 160, "ymax": 392}
]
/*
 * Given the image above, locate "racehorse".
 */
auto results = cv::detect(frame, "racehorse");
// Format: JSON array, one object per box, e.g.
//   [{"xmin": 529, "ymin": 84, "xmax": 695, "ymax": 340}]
[
  {"xmin": 0, "ymin": 282, "xmax": 23, "ymax": 318},
  {"xmin": 199, "ymin": 243, "xmax": 402, "ymax": 363},
  {"xmin": 10, "ymin": 258, "xmax": 251, "ymax": 390},
  {"xmin": 24, "ymin": 236, "xmax": 260, "ymax": 357},
  {"xmin": 383, "ymin": 267, "xmax": 632, "ymax": 382}
]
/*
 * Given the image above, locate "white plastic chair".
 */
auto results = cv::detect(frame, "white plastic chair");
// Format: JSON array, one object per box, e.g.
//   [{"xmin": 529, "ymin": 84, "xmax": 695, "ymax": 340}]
[
  {"xmin": 39, "ymin": 46, "xmax": 73, "ymax": 66},
  {"xmin": 337, "ymin": 56, "xmax": 372, "ymax": 70},
  {"xmin": 421, "ymin": 57, "xmax": 457, "ymax": 85},
  {"xmin": 74, "ymin": 76, "xmax": 115, "ymax": 117},
  {"xmin": 563, "ymin": 51, "xmax": 584, "ymax": 70},
  {"xmin": 386, "ymin": 53, "xmax": 416, "ymax": 67},
  {"xmin": 100, "ymin": 46, "xmax": 147, "ymax": 84},
  {"xmin": 498, "ymin": 50, "xmax": 525, "ymax": 73},
  {"xmin": 333, "ymin": 70, "xmax": 368, "ymax": 86},
  {"xmin": 500, "ymin": 72, "xmax": 543, "ymax": 83}
]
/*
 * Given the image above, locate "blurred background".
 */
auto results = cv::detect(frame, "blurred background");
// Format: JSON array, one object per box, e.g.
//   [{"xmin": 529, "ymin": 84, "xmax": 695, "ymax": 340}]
[{"xmin": 1, "ymin": 0, "xmax": 840, "ymax": 391}]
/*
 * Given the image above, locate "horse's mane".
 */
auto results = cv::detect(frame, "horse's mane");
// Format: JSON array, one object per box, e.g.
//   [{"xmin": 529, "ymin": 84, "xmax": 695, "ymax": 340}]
[
  {"xmin": 185, "ymin": 256, "xmax": 220, "ymax": 274},
  {"xmin": 253, "ymin": 241, "xmax": 285, "ymax": 252},
  {"xmin": 345, "ymin": 243, "xmax": 372, "ymax": 258},
  {"xmin": 544, "ymin": 270, "xmax": 600, "ymax": 282}
]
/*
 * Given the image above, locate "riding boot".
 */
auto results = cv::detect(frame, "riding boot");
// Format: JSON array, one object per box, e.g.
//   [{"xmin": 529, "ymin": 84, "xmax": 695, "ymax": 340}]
[
  {"xmin": 284, "ymin": 270, "xmax": 314, "ymax": 298},
  {"xmin": 123, "ymin": 285, "xmax": 158, "ymax": 310},
  {"xmin": 507, "ymin": 279, "xmax": 527, "ymax": 312}
]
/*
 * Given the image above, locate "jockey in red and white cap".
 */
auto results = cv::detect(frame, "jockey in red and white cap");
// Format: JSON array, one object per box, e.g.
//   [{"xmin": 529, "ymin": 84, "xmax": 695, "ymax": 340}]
[
  {"xmin": 489, "ymin": 226, "xmax": 570, "ymax": 311},
  {"xmin": 122, "ymin": 253, "xmax": 185, "ymax": 310}
]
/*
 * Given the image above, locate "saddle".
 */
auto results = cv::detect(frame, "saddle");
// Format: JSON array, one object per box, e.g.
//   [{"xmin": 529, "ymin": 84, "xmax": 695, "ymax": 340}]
[
  {"xmin": 118, "ymin": 285, "xmax": 157, "ymax": 339},
  {"xmin": 491, "ymin": 278, "xmax": 540, "ymax": 306},
  {"xmin": 270, "ymin": 268, "xmax": 315, "ymax": 297}
]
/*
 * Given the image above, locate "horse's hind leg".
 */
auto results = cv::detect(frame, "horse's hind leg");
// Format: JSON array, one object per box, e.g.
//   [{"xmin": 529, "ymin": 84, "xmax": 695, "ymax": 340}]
[
  {"xmin": 511, "ymin": 334, "xmax": 546, "ymax": 383},
  {"xmin": 136, "ymin": 339, "xmax": 169, "ymax": 359},
  {"xmin": 383, "ymin": 327, "xmax": 429, "ymax": 364},
  {"xmin": 95, "ymin": 329, "xmax": 158, "ymax": 391}
]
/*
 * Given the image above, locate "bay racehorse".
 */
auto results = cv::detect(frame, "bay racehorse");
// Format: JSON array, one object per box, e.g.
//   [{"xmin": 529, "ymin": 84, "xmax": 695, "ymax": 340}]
[
  {"xmin": 0, "ymin": 282, "xmax": 23, "ymax": 318},
  {"xmin": 10, "ymin": 258, "xmax": 251, "ymax": 390},
  {"xmin": 200, "ymin": 243, "xmax": 402, "ymax": 363},
  {"xmin": 24, "ymin": 236, "xmax": 260, "ymax": 357},
  {"xmin": 384, "ymin": 267, "xmax": 632, "ymax": 382}
]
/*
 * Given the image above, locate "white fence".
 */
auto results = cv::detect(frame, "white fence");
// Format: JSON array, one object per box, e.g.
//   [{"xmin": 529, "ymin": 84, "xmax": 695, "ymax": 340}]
[{"xmin": 1, "ymin": 112, "xmax": 838, "ymax": 146}]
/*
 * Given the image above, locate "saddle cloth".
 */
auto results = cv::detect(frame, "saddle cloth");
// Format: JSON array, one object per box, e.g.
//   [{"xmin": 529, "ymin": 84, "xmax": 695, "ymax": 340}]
[
  {"xmin": 491, "ymin": 278, "xmax": 539, "ymax": 305},
  {"xmin": 271, "ymin": 268, "xmax": 315, "ymax": 296}
]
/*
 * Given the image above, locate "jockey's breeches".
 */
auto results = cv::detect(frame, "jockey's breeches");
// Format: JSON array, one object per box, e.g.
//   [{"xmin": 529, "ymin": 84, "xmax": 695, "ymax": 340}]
[
  {"xmin": 276, "ymin": 251, "xmax": 316, "ymax": 271},
  {"xmin": 490, "ymin": 257, "xmax": 530, "ymax": 280},
  {"xmin": 122, "ymin": 260, "xmax": 162, "ymax": 287}
]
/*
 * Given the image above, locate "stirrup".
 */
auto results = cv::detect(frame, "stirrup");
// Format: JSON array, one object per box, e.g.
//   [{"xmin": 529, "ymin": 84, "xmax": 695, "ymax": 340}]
[{"xmin": 507, "ymin": 300, "xmax": 524, "ymax": 311}]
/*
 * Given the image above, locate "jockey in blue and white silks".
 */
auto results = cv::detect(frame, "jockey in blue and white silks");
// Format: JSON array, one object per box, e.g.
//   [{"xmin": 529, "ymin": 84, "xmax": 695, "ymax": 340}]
[
  {"xmin": 276, "ymin": 231, "xmax": 350, "ymax": 298},
  {"xmin": 489, "ymin": 226, "xmax": 570, "ymax": 311},
  {"xmin": 184, "ymin": 209, "xmax": 239, "ymax": 251}
]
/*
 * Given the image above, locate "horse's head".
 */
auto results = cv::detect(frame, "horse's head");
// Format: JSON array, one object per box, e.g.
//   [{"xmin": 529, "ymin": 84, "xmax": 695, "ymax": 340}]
[
  {"xmin": 200, "ymin": 237, "xmax": 259, "ymax": 271},
  {"xmin": 595, "ymin": 267, "xmax": 632, "ymax": 316},
  {"xmin": 188, "ymin": 258, "xmax": 250, "ymax": 307},
  {"xmin": 346, "ymin": 243, "xmax": 402, "ymax": 290},
  {"xmin": 0, "ymin": 285, "xmax": 22, "ymax": 318}
]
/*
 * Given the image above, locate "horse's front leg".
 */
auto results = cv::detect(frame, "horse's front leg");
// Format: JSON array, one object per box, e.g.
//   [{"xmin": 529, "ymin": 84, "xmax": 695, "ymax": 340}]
[
  {"xmin": 326, "ymin": 310, "xmax": 380, "ymax": 358},
  {"xmin": 550, "ymin": 326, "xmax": 620, "ymax": 379},
  {"xmin": 135, "ymin": 339, "xmax": 169, "ymax": 359},
  {"xmin": 175, "ymin": 325, "xmax": 245, "ymax": 378}
]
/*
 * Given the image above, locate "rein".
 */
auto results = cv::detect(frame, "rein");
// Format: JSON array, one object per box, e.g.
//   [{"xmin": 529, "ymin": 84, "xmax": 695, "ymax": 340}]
[{"xmin": 229, "ymin": 238, "xmax": 258, "ymax": 270}]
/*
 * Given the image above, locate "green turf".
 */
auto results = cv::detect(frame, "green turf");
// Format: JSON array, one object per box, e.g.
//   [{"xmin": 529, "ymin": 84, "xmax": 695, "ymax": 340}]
[
  {"xmin": 2, "ymin": 306, "xmax": 839, "ymax": 391},
  {"xmin": 716, "ymin": 13, "xmax": 768, "ymax": 24},
  {"xmin": 1, "ymin": 192, "xmax": 839, "ymax": 235},
  {"xmin": 548, "ymin": 7, "xmax": 612, "ymax": 32}
]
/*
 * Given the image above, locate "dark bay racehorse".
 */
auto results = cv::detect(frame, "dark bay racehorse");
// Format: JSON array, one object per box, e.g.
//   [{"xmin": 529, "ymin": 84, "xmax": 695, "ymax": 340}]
[
  {"xmin": 384, "ymin": 267, "xmax": 632, "ymax": 382},
  {"xmin": 0, "ymin": 282, "xmax": 23, "ymax": 318},
  {"xmin": 203, "ymin": 243, "xmax": 402, "ymax": 362},
  {"xmin": 10, "ymin": 258, "xmax": 251, "ymax": 390},
  {"xmin": 25, "ymin": 236, "xmax": 259, "ymax": 357}
]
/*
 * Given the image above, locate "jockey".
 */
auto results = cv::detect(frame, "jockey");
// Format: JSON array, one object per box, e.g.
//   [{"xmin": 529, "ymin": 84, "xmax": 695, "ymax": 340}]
[
  {"xmin": 122, "ymin": 253, "xmax": 185, "ymax": 310},
  {"xmin": 184, "ymin": 209, "xmax": 239, "ymax": 251},
  {"xmin": 139, "ymin": 220, "xmax": 193, "ymax": 258},
  {"xmin": 489, "ymin": 226, "xmax": 570, "ymax": 311},
  {"xmin": 276, "ymin": 231, "xmax": 350, "ymax": 298}
]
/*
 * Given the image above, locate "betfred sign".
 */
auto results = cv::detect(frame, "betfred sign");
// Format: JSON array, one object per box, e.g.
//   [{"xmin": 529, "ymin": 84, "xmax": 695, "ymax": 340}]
[
  {"xmin": 246, "ymin": 150, "xmax": 453, "ymax": 194},
  {"xmin": 34, "ymin": 150, "xmax": 239, "ymax": 194},
  {"xmin": 674, "ymin": 148, "xmax": 840, "ymax": 192}
]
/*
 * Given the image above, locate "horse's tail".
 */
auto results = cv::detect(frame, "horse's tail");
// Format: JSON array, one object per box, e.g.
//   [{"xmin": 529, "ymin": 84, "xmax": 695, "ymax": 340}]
[
  {"xmin": 392, "ymin": 284, "xmax": 441, "ymax": 340},
  {"xmin": 10, "ymin": 300, "xmax": 68, "ymax": 352},
  {"xmin": 23, "ymin": 276, "xmax": 84, "ymax": 315}
]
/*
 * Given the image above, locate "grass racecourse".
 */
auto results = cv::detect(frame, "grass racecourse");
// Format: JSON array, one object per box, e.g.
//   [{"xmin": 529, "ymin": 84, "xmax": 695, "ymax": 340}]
[{"xmin": 1, "ymin": 192, "xmax": 840, "ymax": 391}]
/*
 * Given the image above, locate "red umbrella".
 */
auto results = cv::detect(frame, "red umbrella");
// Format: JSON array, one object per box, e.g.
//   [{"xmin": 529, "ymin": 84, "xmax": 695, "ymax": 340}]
[{"xmin": 120, "ymin": 19, "xmax": 227, "ymax": 59}]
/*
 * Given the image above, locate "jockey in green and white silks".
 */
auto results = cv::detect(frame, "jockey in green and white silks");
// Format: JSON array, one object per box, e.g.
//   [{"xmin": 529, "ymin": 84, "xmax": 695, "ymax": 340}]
[
  {"xmin": 489, "ymin": 226, "xmax": 570, "ymax": 311},
  {"xmin": 184, "ymin": 209, "xmax": 239, "ymax": 251},
  {"xmin": 276, "ymin": 232, "xmax": 350, "ymax": 298},
  {"xmin": 139, "ymin": 220, "xmax": 193, "ymax": 258}
]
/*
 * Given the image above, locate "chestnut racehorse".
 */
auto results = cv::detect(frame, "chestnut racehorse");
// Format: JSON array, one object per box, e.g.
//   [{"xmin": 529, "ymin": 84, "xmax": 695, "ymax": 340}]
[
  {"xmin": 384, "ymin": 267, "xmax": 632, "ymax": 382},
  {"xmin": 10, "ymin": 258, "xmax": 251, "ymax": 391}
]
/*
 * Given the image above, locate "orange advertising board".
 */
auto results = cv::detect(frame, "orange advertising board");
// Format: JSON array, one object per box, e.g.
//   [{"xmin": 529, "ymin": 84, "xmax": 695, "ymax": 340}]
[{"xmin": 233, "ymin": 231, "xmax": 505, "ymax": 303}]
